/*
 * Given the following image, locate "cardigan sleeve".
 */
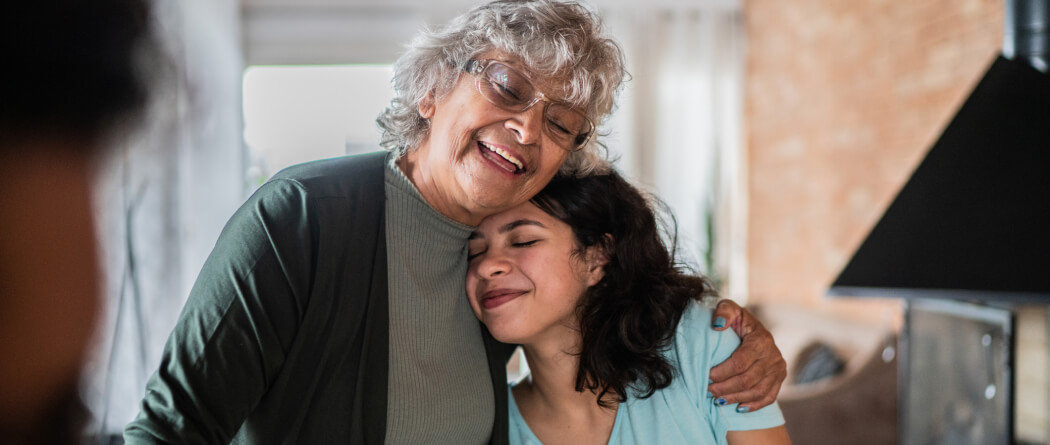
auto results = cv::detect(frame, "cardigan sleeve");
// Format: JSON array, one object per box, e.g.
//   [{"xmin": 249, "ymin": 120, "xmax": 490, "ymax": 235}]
[{"xmin": 124, "ymin": 178, "xmax": 320, "ymax": 444}]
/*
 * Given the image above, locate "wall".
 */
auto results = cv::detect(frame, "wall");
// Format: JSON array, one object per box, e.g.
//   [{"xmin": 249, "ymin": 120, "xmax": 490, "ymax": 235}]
[
  {"xmin": 1016, "ymin": 306, "xmax": 1050, "ymax": 442},
  {"xmin": 742, "ymin": 0, "xmax": 1004, "ymax": 326}
]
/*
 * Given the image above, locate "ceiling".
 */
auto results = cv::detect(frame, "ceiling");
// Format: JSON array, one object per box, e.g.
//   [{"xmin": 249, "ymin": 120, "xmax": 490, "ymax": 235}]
[
  {"xmin": 241, "ymin": 0, "xmax": 740, "ymax": 9},
  {"xmin": 239, "ymin": 0, "xmax": 741, "ymax": 65}
]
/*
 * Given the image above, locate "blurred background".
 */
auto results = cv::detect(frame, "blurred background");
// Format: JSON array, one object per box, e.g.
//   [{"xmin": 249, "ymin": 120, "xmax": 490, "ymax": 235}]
[{"xmin": 78, "ymin": 0, "xmax": 1048, "ymax": 444}]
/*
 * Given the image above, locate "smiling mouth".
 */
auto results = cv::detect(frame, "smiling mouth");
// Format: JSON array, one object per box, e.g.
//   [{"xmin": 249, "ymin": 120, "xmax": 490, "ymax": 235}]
[
  {"xmin": 481, "ymin": 289, "xmax": 526, "ymax": 309},
  {"xmin": 478, "ymin": 141, "xmax": 525, "ymax": 174}
]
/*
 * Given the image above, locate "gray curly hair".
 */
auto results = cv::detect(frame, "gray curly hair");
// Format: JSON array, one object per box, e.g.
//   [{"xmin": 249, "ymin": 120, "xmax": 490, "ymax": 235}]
[{"xmin": 376, "ymin": 0, "xmax": 626, "ymax": 176}]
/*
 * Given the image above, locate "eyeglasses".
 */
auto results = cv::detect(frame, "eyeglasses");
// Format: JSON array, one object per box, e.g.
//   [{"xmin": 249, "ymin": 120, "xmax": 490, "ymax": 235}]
[{"xmin": 465, "ymin": 59, "xmax": 594, "ymax": 151}]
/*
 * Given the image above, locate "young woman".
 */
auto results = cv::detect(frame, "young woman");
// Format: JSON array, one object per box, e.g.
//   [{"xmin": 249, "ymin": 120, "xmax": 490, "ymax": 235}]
[{"xmin": 467, "ymin": 169, "xmax": 792, "ymax": 445}]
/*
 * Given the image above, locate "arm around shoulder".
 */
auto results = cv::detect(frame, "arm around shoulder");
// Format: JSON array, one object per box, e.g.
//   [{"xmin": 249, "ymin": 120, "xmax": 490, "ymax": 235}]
[{"xmin": 708, "ymin": 300, "xmax": 787, "ymax": 411}]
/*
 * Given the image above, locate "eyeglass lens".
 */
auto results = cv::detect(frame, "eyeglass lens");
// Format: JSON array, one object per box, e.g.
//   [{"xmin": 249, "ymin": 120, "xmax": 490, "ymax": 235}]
[{"xmin": 478, "ymin": 62, "xmax": 591, "ymax": 146}]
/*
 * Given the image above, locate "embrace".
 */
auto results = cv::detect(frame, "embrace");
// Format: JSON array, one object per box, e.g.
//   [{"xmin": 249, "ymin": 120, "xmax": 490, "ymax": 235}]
[{"xmin": 125, "ymin": 1, "xmax": 790, "ymax": 444}]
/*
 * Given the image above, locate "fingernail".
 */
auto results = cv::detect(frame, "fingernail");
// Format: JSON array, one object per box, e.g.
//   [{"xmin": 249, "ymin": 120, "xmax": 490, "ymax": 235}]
[
  {"xmin": 707, "ymin": 391, "xmax": 713, "ymax": 398},
  {"xmin": 708, "ymin": 378, "xmax": 713, "ymax": 384},
  {"xmin": 715, "ymin": 397, "xmax": 727, "ymax": 406},
  {"xmin": 736, "ymin": 406, "xmax": 750, "ymax": 413},
  {"xmin": 713, "ymin": 317, "xmax": 726, "ymax": 328}
]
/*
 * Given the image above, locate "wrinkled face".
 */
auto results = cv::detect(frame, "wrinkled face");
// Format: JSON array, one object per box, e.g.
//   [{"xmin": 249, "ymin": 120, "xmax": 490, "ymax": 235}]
[
  {"xmin": 466, "ymin": 201, "xmax": 605, "ymax": 346},
  {"xmin": 407, "ymin": 49, "xmax": 576, "ymax": 225}
]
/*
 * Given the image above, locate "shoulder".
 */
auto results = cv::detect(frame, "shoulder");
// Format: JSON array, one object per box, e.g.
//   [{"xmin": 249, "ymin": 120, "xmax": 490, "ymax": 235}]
[
  {"xmin": 221, "ymin": 152, "xmax": 389, "ymax": 249},
  {"xmin": 659, "ymin": 301, "xmax": 742, "ymax": 407},
  {"xmin": 241, "ymin": 151, "xmax": 388, "ymax": 222},
  {"xmin": 674, "ymin": 301, "xmax": 742, "ymax": 369},
  {"xmin": 675, "ymin": 302, "xmax": 786, "ymax": 432},
  {"xmin": 268, "ymin": 151, "xmax": 389, "ymax": 199},
  {"xmin": 662, "ymin": 302, "xmax": 785, "ymax": 433}
]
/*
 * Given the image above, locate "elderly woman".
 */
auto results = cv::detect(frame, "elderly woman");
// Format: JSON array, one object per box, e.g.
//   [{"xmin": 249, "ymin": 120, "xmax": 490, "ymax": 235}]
[{"xmin": 125, "ymin": 1, "xmax": 784, "ymax": 443}]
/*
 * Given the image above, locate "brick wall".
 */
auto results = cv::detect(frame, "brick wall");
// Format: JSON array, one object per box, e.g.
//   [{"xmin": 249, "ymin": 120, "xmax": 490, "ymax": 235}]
[{"xmin": 743, "ymin": 0, "xmax": 1003, "ymax": 325}]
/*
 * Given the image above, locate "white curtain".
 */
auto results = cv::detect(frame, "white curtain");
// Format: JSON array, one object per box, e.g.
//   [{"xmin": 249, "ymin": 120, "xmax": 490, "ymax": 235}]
[
  {"xmin": 603, "ymin": 7, "xmax": 749, "ymax": 303},
  {"xmin": 83, "ymin": 0, "xmax": 244, "ymax": 436}
]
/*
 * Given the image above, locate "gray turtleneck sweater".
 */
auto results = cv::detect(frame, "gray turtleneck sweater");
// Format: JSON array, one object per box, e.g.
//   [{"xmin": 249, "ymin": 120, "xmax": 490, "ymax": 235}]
[{"xmin": 383, "ymin": 158, "xmax": 494, "ymax": 444}]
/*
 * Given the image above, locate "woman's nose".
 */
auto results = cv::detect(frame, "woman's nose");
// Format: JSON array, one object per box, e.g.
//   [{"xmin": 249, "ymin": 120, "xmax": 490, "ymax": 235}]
[
  {"xmin": 505, "ymin": 106, "xmax": 544, "ymax": 145},
  {"xmin": 475, "ymin": 251, "xmax": 513, "ymax": 278}
]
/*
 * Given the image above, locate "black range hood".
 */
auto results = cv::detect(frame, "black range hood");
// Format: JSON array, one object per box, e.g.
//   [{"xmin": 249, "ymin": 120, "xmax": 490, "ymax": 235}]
[{"xmin": 828, "ymin": 54, "xmax": 1050, "ymax": 302}]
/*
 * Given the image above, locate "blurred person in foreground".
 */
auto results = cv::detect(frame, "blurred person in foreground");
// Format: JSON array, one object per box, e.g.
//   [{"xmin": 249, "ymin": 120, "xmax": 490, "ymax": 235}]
[
  {"xmin": 124, "ymin": 1, "xmax": 786, "ymax": 443},
  {"xmin": 468, "ymin": 169, "xmax": 792, "ymax": 444},
  {"xmin": 0, "ymin": 0, "xmax": 156, "ymax": 443}
]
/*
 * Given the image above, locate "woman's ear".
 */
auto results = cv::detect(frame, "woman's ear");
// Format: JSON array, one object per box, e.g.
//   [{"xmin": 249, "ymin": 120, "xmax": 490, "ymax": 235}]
[
  {"xmin": 584, "ymin": 235, "xmax": 613, "ymax": 287},
  {"xmin": 418, "ymin": 91, "xmax": 436, "ymax": 119}
]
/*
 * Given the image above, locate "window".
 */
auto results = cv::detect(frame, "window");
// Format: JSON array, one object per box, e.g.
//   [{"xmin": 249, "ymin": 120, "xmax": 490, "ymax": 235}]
[{"xmin": 242, "ymin": 64, "xmax": 395, "ymax": 191}]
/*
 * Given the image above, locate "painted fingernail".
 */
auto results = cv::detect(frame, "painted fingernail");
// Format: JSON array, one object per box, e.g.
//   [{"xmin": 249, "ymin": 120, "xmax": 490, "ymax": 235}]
[
  {"xmin": 713, "ymin": 317, "xmax": 726, "ymax": 328},
  {"xmin": 715, "ymin": 397, "xmax": 727, "ymax": 406},
  {"xmin": 736, "ymin": 406, "xmax": 750, "ymax": 413},
  {"xmin": 708, "ymin": 378, "xmax": 713, "ymax": 384},
  {"xmin": 707, "ymin": 391, "xmax": 713, "ymax": 398}
]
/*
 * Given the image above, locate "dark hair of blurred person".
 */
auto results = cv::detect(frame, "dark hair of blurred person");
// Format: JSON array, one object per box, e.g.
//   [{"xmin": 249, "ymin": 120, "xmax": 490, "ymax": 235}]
[{"xmin": 0, "ymin": 0, "xmax": 157, "ymax": 443}]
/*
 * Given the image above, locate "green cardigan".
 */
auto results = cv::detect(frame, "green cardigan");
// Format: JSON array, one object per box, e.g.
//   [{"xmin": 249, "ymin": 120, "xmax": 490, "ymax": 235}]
[{"xmin": 124, "ymin": 152, "xmax": 514, "ymax": 444}]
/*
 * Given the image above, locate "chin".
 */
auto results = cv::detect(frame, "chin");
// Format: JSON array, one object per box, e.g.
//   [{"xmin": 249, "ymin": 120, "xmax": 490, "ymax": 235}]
[
  {"xmin": 487, "ymin": 328, "xmax": 520, "ymax": 345},
  {"xmin": 468, "ymin": 188, "xmax": 524, "ymax": 213},
  {"xmin": 483, "ymin": 320, "xmax": 528, "ymax": 345}
]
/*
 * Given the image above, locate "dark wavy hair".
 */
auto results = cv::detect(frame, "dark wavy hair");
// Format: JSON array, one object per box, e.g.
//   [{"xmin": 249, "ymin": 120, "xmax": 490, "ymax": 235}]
[{"xmin": 530, "ymin": 170, "xmax": 716, "ymax": 408}]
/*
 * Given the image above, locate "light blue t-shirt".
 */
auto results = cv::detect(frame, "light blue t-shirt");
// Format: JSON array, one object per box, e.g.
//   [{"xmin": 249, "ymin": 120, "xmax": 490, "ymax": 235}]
[{"xmin": 508, "ymin": 302, "xmax": 785, "ymax": 444}]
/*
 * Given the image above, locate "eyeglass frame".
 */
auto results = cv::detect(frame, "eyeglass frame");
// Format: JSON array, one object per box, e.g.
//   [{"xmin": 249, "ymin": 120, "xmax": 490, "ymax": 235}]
[{"xmin": 464, "ymin": 59, "xmax": 594, "ymax": 151}]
